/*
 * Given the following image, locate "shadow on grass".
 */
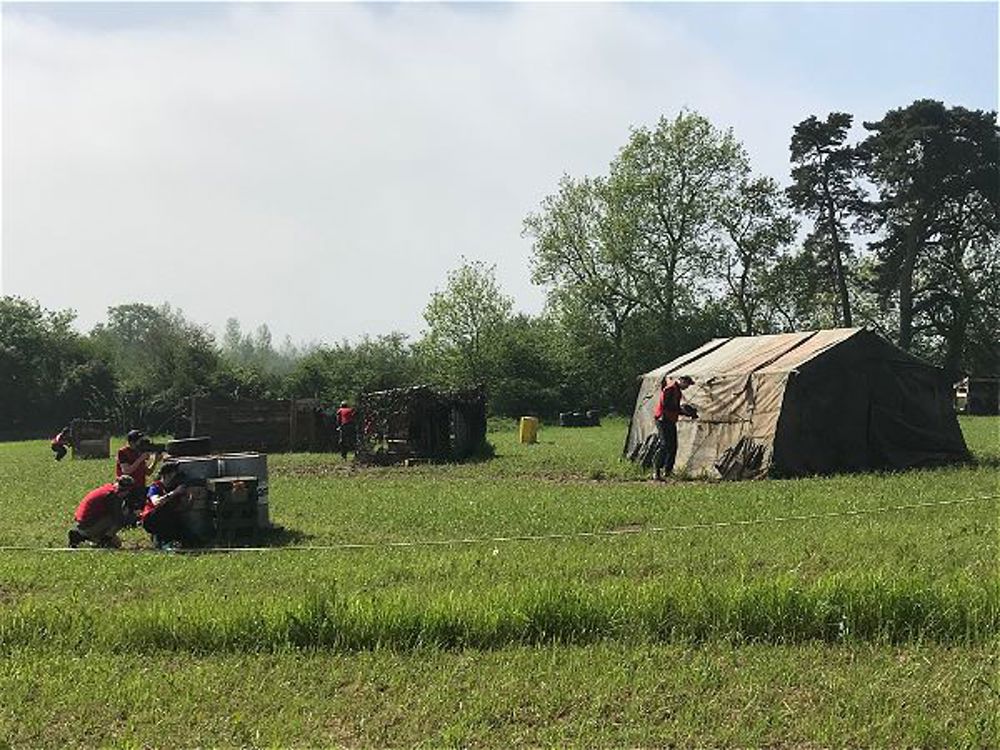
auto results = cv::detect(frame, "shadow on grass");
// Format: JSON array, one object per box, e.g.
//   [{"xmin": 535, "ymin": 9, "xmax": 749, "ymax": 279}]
[{"xmin": 208, "ymin": 524, "xmax": 312, "ymax": 549}]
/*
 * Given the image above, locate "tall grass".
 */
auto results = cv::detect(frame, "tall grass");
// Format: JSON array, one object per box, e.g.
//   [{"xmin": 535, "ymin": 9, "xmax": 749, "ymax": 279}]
[{"xmin": 2, "ymin": 575, "xmax": 995, "ymax": 654}]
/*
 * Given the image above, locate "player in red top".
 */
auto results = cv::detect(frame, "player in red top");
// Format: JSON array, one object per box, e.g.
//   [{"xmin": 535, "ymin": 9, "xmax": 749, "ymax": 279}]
[
  {"xmin": 335, "ymin": 401, "xmax": 357, "ymax": 460},
  {"xmin": 653, "ymin": 375, "xmax": 697, "ymax": 481},
  {"xmin": 68, "ymin": 475, "xmax": 135, "ymax": 548},
  {"xmin": 116, "ymin": 429, "xmax": 161, "ymax": 519},
  {"xmin": 50, "ymin": 425, "xmax": 71, "ymax": 461}
]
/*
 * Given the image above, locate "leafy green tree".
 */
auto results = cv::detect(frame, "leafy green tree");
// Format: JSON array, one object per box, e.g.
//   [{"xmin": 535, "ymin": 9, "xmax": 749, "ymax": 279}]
[
  {"xmin": 90, "ymin": 303, "xmax": 221, "ymax": 429},
  {"xmin": 489, "ymin": 314, "xmax": 567, "ymax": 417},
  {"xmin": 0, "ymin": 296, "xmax": 84, "ymax": 435},
  {"xmin": 421, "ymin": 260, "xmax": 513, "ymax": 388},
  {"xmin": 861, "ymin": 100, "xmax": 999, "ymax": 369},
  {"xmin": 787, "ymin": 112, "xmax": 866, "ymax": 327},
  {"xmin": 524, "ymin": 175, "xmax": 643, "ymax": 396},
  {"xmin": 711, "ymin": 176, "xmax": 798, "ymax": 334},
  {"xmin": 612, "ymin": 110, "xmax": 749, "ymax": 327},
  {"xmin": 285, "ymin": 333, "xmax": 420, "ymax": 404}
]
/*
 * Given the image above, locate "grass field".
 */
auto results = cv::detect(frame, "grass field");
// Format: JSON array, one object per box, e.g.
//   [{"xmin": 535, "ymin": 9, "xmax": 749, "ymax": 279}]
[{"xmin": 0, "ymin": 416, "xmax": 997, "ymax": 747}]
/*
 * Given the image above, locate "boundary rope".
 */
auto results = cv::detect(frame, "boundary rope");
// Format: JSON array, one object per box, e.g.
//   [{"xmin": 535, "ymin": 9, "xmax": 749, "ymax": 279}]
[{"xmin": 0, "ymin": 493, "xmax": 996, "ymax": 555}]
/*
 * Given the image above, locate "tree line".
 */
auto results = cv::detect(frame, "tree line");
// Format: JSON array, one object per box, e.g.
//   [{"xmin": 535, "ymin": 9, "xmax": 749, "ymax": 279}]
[{"xmin": 2, "ymin": 99, "xmax": 996, "ymax": 437}]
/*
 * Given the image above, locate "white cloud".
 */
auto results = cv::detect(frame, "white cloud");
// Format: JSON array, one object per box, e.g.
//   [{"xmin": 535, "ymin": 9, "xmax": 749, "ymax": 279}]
[{"xmin": 2, "ymin": 4, "xmax": 826, "ymax": 343}]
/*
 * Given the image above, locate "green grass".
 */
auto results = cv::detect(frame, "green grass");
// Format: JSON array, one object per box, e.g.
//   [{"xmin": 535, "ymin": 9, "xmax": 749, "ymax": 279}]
[
  {"xmin": 1, "ymin": 644, "xmax": 996, "ymax": 748},
  {"xmin": 0, "ymin": 417, "xmax": 997, "ymax": 746}
]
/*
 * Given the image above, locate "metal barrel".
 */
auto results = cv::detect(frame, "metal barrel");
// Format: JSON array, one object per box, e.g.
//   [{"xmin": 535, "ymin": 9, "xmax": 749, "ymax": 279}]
[{"xmin": 217, "ymin": 452, "xmax": 270, "ymax": 528}]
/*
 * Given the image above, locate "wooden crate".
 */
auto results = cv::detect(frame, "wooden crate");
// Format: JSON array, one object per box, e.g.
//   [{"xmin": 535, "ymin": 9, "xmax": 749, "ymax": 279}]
[{"xmin": 70, "ymin": 419, "xmax": 111, "ymax": 460}]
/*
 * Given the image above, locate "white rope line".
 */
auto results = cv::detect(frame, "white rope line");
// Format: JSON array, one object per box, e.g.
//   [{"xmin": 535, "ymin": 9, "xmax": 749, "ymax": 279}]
[{"xmin": 1, "ymin": 493, "xmax": 996, "ymax": 555}]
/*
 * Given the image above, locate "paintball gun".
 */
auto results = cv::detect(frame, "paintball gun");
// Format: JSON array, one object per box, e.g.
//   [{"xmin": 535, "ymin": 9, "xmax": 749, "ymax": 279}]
[{"xmin": 137, "ymin": 439, "xmax": 168, "ymax": 454}]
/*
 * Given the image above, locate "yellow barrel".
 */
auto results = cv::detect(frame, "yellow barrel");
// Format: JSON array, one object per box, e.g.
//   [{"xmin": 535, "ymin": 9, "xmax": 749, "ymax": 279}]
[{"xmin": 518, "ymin": 416, "xmax": 539, "ymax": 444}]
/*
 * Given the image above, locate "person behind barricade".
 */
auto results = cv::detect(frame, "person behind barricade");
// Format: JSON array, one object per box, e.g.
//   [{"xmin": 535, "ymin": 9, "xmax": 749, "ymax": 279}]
[
  {"xmin": 50, "ymin": 425, "xmax": 72, "ymax": 461},
  {"xmin": 653, "ymin": 375, "xmax": 698, "ymax": 481},
  {"xmin": 335, "ymin": 400, "xmax": 357, "ymax": 460},
  {"xmin": 140, "ymin": 461, "xmax": 194, "ymax": 551},
  {"xmin": 116, "ymin": 429, "xmax": 162, "ymax": 522},
  {"xmin": 68, "ymin": 475, "xmax": 134, "ymax": 548}
]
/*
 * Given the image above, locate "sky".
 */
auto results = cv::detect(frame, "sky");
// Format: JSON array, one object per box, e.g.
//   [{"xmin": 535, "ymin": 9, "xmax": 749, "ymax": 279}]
[{"xmin": 2, "ymin": 1, "xmax": 997, "ymax": 347}]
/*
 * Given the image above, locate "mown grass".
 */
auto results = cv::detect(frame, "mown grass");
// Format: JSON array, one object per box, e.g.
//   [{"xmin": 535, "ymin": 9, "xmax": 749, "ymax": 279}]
[
  {"xmin": 1, "ymin": 643, "xmax": 996, "ymax": 748},
  {"xmin": 0, "ymin": 417, "xmax": 996, "ymax": 746}
]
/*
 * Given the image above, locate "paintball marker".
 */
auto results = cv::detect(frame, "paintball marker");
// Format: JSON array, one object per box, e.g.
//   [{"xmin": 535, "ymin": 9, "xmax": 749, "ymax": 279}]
[{"xmin": 137, "ymin": 439, "xmax": 168, "ymax": 454}]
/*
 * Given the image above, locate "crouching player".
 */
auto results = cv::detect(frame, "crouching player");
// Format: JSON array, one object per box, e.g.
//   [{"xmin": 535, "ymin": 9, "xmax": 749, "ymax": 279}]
[
  {"xmin": 68, "ymin": 475, "xmax": 135, "ymax": 548},
  {"xmin": 141, "ymin": 461, "xmax": 195, "ymax": 551}
]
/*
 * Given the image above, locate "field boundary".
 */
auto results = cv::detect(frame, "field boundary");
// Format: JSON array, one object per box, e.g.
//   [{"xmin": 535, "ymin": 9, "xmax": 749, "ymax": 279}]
[{"xmin": 1, "ymin": 492, "xmax": 996, "ymax": 555}]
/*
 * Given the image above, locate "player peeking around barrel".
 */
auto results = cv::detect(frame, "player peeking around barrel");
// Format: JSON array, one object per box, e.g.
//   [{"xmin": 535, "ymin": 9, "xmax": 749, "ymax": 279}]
[
  {"xmin": 141, "ymin": 461, "xmax": 196, "ymax": 551},
  {"xmin": 68, "ymin": 475, "xmax": 135, "ymax": 548},
  {"xmin": 653, "ymin": 375, "xmax": 698, "ymax": 481}
]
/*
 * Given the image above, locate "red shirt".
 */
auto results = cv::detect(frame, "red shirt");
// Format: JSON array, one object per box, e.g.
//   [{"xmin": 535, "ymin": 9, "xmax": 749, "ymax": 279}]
[
  {"xmin": 116, "ymin": 445, "xmax": 148, "ymax": 488},
  {"xmin": 336, "ymin": 407, "xmax": 356, "ymax": 426},
  {"xmin": 654, "ymin": 381, "xmax": 683, "ymax": 423},
  {"xmin": 75, "ymin": 483, "xmax": 120, "ymax": 525}
]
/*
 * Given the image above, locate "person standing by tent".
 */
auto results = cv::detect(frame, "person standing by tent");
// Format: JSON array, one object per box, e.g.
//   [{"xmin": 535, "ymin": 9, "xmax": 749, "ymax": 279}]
[
  {"xmin": 653, "ymin": 375, "xmax": 697, "ymax": 481},
  {"xmin": 336, "ymin": 400, "xmax": 357, "ymax": 460}
]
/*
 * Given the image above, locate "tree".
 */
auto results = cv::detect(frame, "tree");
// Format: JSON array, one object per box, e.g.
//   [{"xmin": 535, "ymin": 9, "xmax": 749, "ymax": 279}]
[
  {"xmin": 285, "ymin": 333, "xmax": 420, "ymax": 402},
  {"xmin": 90, "ymin": 303, "xmax": 221, "ymax": 429},
  {"xmin": 524, "ymin": 175, "xmax": 643, "ymax": 394},
  {"xmin": 861, "ymin": 100, "xmax": 999, "ymax": 368},
  {"xmin": 0, "ymin": 296, "xmax": 83, "ymax": 435},
  {"xmin": 613, "ymin": 110, "xmax": 749, "ymax": 328},
  {"xmin": 711, "ymin": 176, "xmax": 798, "ymax": 334},
  {"xmin": 787, "ymin": 112, "xmax": 865, "ymax": 327},
  {"xmin": 421, "ymin": 260, "xmax": 513, "ymax": 387}
]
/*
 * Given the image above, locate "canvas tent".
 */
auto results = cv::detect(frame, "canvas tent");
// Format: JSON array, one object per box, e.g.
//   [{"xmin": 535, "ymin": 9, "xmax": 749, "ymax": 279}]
[{"xmin": 624, "ymin": 328, "xmax": 969, "ymax": 479}]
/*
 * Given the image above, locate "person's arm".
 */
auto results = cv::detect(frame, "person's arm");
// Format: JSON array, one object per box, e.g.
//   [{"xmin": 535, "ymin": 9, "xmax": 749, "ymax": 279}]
[
  {"xmin": 149, "ymin": 484, "xmax": 188, "ymax": 508},
  {"xmin": 120, "ymin": 452, "xmax": 150, "ymax": 474}
]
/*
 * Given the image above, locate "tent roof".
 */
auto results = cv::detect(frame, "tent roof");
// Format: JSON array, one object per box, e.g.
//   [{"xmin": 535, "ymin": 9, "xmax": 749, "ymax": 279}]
[{"xmin": 642, "ymin": 328, "xmax": 863, "ymax": 380}]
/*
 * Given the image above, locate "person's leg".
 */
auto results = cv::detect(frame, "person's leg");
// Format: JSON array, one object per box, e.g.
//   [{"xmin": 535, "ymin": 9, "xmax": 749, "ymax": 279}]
[
  {"xmin": 68, "ymin": 525, "xmax": 87, "ymax": 547},
  {"xmin": 76, "ymin": 515, "xmax": 120, "ymax": 546},
  {"xmin": 53, "ymin": 444, "xmax": 67, "ymax": 461},
  {"xmin": 653, "ymin": 420, "xmax": 668, "ymax": 479},
  {"xmin": 143, "ymin": 507, "xmax": 186, "ymax": 547},
  {"xmin": 662, "ymin": 420, "xmax": 679, "ymax": 475}
]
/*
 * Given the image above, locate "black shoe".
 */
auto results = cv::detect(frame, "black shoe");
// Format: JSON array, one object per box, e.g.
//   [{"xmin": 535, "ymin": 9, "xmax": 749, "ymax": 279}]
[{"xmin": 68, "ymin": 529, "xmax": 86, "ymax": 548}]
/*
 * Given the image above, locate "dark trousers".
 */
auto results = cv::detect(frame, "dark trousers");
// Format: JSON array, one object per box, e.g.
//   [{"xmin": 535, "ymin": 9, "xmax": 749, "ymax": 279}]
[
  {"xmin": 142, "ymin": 506, "xmax": 193, "ymax": 547},
  {"xmin": 654, "ymin": 419, "xmax": 678, "ymax": 476},
  {"xmin": 52, "ymin": 443, "xmax": 67, "ymax": 461},
  {"xmin": 338, "ymin": 423, "xmax": 357, "ymax": 459}
]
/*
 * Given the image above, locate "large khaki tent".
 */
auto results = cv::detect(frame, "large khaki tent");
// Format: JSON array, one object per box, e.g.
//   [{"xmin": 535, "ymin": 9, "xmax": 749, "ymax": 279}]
[{"xmin": 624, "ymin": 328, "xmax": 969, "ymax": 478}]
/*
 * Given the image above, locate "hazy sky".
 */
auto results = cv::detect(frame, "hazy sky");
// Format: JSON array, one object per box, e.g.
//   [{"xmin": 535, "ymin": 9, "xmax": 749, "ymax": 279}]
[{"xmin": 2, "ymin": 2, "xmax": 997, "ymax": 346}]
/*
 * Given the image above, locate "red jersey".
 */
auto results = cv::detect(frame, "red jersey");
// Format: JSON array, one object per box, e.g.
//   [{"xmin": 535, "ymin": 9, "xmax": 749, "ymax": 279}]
[
  {"xmin": 116, "ymin": 445, "xmax": 149, "ymax": 488},
  {"xmin": 654, "ymin": 381, "xmax": 684, "ymax": 423},
  {"xmin": 75, "ymin": 483, "xmax": 120, "ymax": 525},
  {"xmin": 336, "ymin": 407, "xmax": 356, "ymax": 426}
]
